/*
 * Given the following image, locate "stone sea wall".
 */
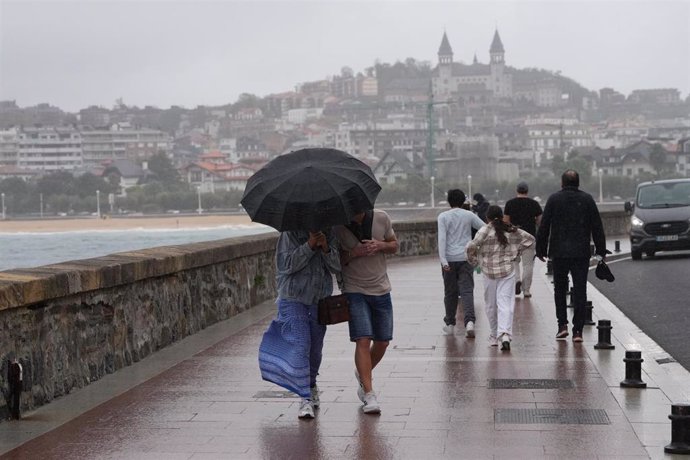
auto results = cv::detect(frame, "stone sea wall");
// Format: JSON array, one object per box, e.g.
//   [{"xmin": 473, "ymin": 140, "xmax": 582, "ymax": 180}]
[{"xmin": 0, "ymin": 213, "xmax": 626, "ymax": 419}]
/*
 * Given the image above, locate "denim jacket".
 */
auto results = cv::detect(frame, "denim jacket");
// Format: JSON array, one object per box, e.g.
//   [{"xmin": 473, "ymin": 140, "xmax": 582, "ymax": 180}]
[{"xmin": 275, "ymin": 230, "xmax": 341, "ymax": 306}]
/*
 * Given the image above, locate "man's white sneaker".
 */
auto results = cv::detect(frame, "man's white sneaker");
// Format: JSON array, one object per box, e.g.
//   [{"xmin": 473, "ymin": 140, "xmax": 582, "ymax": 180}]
[
  {"xmin": 362, "ymin": 392, "xmax": 381, "ymax": 414},
  {"xmin": 442, "ymin": 324, "xmax": 455, "ymax": 335},
  {"xmin": 488, "ymin": 336, "xmax": 498, "ymax": 347},
  {"xmin": 465, "ymin": 321, "xmax": 475, "ymax": 338},
  {"xmin": 523, "ymin": 289, "xmax": 532, "ymax": 298},
  {"xmin": 310, "ymin": 384, "xmax": 320, "ymax": 409},
  {"xmin": 298, "ymin": 399, "xmax": 314, "ymax": 419}
]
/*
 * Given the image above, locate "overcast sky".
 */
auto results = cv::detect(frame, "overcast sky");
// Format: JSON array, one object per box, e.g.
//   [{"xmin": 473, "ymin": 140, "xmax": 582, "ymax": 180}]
[{"xmin": 1, "ymin": 0, "xmax": 688, "ymax": 112}]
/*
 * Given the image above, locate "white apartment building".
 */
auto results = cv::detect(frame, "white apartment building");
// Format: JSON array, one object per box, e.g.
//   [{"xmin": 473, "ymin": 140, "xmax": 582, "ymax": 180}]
[
  {"xmin": 525, "ymin": 118, "xmax": 592, "ymax": 161},
  {"xmin": 17, "ymin": 126, "xmax": 83, "ymax": 171},
  {"xmin": 335, "ymin": 115, "xmax": 430, "ymax": 158},
  {"xmin": 0, "ymin": 128, "xmax": 19, "ymax": 167},
  {"xmin": 81, "ymin": 123, "xmax": 172, "ymax": 167}
]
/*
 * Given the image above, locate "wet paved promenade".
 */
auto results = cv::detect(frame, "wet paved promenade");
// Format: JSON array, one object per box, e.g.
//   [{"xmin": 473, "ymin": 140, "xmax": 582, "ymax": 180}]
[{"xmin": 2, "ymin": 242, "xmax": 690, "ymax": 459}]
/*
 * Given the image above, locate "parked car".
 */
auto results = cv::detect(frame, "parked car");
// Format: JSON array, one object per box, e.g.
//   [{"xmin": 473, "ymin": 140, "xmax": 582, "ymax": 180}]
[{"xmin": 624, "ymin": 178, "xmax": 690, "ymax": 260}]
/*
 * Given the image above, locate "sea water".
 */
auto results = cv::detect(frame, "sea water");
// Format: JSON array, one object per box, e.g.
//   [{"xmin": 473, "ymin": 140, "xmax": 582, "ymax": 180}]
[{"xmin": 0, "ymin": 224, "xmax": 274, "ymax": 272}]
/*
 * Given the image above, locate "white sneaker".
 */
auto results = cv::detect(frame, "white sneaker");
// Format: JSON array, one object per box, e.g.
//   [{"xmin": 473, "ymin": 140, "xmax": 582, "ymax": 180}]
[
  {"xmin": 298, "ymin": 399, "xmax": 314, "ymax": 419},
  {"xmin": 310, "ymin": 385, "xmax": 320, "ymax": 409},
  {"xmin": 362, "ymin": 392, "xmax": 381, "ymax": 414},
  {"xmin": 354, "ymin": 369, "xmax": 366, "ymax": 403},
  {"xmin": 523, "ymin": 289, "xmax": 532, "ymax": 298},
  {"xmin": 466, "ymin": 321, "xmax": 475, "ymax": 338},
  {"xmin": 442, "ymin": 324, "xmax": 455, "ymax": 335},
  {"xmin": 488, "ymin": 336, "xmax": 498, "ymax": 347}
]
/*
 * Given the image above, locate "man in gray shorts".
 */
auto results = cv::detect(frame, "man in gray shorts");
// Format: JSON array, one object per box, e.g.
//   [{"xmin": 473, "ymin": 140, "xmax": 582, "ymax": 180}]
[{"xmin": 335, "ymin": 209, "xmax": 398, "ymax": 414}]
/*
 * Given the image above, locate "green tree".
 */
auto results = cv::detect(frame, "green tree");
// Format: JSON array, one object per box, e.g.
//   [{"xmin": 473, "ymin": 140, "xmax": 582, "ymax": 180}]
[
  {"xmin": 147, "ymin": 152, "xmax": 180, "ymax": 185},
  {"xmin": 649, "ymin": 143, "xmax": 667, "ymax": 177},
  {"xmin": 74, "ymin": 173, "xmax": 113, "ymax": 198},
  {"xmin": 37, "ymin": 171, "xmax": 76, "ymax": 196}
]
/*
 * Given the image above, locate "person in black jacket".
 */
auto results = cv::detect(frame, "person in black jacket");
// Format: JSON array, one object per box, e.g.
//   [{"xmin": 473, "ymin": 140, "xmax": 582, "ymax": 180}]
[
  {"xmin": 536, "ymin": 170, "xmax": 607, "ymax": 342},
  {"xmin": 7, "ymin": 357, "xmax": 23, "ymax": 420},
  {"xmin": 472, "ymin": 193, "xmax": 490, "ymax": 222}
]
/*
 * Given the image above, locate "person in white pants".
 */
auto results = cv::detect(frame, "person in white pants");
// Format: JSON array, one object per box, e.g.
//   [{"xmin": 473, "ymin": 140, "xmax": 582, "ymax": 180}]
[{"xmin": 466, "ymin": 205, "xmax": 535, "ymax": 351}]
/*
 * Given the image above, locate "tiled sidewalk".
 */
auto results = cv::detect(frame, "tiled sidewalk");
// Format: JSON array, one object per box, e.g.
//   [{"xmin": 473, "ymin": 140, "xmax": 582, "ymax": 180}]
[{"xmin": 1, "ymin": 242, "xmax": 689, "ymax": 459}]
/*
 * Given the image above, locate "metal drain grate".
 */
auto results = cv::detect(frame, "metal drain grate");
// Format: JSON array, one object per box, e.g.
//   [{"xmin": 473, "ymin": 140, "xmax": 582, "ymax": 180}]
[
  {"xmin": 253, "ymin": 391, "xmax": 298, "ymax": 399},
  {"xmin": 495, "ymin": 408, "xmax": 610, "ymax": 425},
  {"xmin": 489, "ymin": 379, "xmax": 574, "ymax": 389},
  {"xmin": 656, "ymin": 357, "xmax": 677, "ymax": 365}
]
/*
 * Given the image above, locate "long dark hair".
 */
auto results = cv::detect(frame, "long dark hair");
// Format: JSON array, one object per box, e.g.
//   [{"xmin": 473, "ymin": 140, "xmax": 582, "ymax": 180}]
[{"xmin": 486, "ymin": 205, "xmax": 515, "ymax": 246}]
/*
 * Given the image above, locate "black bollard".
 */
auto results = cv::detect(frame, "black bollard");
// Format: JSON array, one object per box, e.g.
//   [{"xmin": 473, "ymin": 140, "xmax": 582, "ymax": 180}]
[
  {"xmin": 594, "ymin": 319, "xmax": 615, "ymax": 349},
  {"xmin": 620, "ymin": 350, "xmax": 647, "ymax": 388},
  {"xmin": 665, "ymin": 403, "xmax": 690, "ymax": 454},
  {"xmin": 546, "ymin": 259, "xmax": 553, "ymax": 276},
  {"xmin": 584, "ymin": 300, "xmax": 595, "ymax": 326},
  {"xmin": 614, "ymin": 240, "xmax": 621, "ymax": 253},
  {"xmin": 567, "ymin": 288, "xmax": 574, "ymax": 308}
]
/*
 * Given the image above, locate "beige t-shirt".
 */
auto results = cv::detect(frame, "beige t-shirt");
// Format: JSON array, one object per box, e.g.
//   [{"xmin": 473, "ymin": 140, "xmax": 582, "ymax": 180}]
[{"xmin": 334, "ymin": 209, "xmax": 395, "ymax": 296}]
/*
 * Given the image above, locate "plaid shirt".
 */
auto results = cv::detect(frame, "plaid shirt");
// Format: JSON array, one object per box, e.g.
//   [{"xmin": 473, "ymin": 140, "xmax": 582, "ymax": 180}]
[{"xmin": 466, "ymin": 224, "xmax": 535, "ymax": 279}]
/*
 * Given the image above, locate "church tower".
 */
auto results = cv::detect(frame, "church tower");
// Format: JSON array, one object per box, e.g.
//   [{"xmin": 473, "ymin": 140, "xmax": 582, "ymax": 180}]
[
  {"xmin": 435, "ymin": 31, "xmax": 454, "ymax": 98},
  {"xmin": 489, "ymin": 29, "xmax": 511, "ymax": 98},
  {"xmin": 438, "ymin": 31, "xmax": 453, "ymax": 65}
]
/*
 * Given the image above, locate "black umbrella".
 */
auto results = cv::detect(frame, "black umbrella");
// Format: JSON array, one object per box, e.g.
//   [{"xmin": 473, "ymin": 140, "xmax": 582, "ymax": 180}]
[{"xmin": 241, "ymin": 148, "xmax": 381, "ymax": 231}]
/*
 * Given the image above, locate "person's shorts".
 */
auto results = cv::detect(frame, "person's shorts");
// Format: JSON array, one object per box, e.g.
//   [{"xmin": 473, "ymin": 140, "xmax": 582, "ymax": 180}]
[{"xmin": 346, "ymin": 292, "xmax": 393, "ymax": 342}]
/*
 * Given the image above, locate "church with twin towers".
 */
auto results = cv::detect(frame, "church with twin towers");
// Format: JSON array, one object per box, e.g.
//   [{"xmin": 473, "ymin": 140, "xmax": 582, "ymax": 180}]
[{"xmin": 432, "ymin": 29, "xmax": 513, "ymax": 103}]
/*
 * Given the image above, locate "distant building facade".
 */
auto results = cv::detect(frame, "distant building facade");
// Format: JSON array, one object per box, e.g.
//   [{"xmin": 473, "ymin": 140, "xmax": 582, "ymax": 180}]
[{"xmin": 17, "ymin": 126, "xmax": 83, "ymax": 171}]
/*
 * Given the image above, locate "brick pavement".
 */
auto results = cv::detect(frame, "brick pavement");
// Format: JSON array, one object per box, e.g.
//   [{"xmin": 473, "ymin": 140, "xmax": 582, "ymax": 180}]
[{"xmin": 1, "ymin": 239, "xmax": 689, "ymax": 459}]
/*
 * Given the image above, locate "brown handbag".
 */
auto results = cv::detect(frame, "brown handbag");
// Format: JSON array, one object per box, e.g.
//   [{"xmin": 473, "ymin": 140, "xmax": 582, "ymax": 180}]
[{"xmin": 317, "ymin": 294, "xmax": 350, "ymax": 325}]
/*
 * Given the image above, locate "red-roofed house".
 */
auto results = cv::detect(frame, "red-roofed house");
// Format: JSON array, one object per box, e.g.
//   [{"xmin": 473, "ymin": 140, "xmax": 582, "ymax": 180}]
[{"xmin": 182, "ymin": 161, "xmax": 256, "ymax": 192}]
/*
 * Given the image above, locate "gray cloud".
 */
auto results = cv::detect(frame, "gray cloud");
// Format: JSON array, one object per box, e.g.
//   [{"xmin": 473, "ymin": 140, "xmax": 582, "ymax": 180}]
[{"xmin": 1, "ymin": 0, "xmax": 688, "ymax": 111}]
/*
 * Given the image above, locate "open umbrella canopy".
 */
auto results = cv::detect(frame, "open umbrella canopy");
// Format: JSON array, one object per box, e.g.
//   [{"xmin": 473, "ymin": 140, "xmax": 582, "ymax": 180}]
[{"xmin": 241, "ymin": 148, "xmax": 381, "ymax": 231}]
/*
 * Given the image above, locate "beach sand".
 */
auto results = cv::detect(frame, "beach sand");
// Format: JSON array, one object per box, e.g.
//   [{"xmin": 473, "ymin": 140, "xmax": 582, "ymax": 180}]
[{"xmin": 0, "ymin": 214, "xmax": 258, "ymax": 233}]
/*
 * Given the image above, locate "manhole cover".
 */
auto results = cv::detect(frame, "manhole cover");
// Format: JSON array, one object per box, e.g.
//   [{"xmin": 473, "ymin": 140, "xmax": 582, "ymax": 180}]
[
  {"xmin": 495, "ymin": 408, "xmax": 609, "ymax": 425},
  {"xmin": 489, "ymin": 379, "xmax": 574, "ymax": 389},
  {"xmin": 253, "ymin": 391, "xmax": 298, "ymax": 399}
]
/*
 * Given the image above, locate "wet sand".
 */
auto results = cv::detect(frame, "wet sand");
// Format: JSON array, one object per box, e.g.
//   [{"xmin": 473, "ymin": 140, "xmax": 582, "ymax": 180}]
[{"xmin": 0, "ymin": 214, "xmax": 256, "ymax": 233}]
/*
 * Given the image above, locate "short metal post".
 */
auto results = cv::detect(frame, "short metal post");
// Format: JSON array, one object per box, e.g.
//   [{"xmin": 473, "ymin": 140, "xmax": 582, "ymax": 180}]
[
  {"xmin": 584, "ymin": 300, "xmax": 595, "ymax": 326},
  {"xmin": 594, "ymin": 319, "xmax": 615, "ymax": 349},
  {"xmin": 546, "ymin": 259, "xmax": 553, "ymax": 276},
  {"xmin": 620, "ymin": 350, "xmax": 647, "ymax": 388},
  {"xmin": 665, "ymin": 403, "xmax": 690, "ymax": 454},
  {"xmin": 614, "ymin": 240, "xmax": 621, "ymax": 253},
  {"xmin": 567, "ymin": 287, "xmax": 574, "ymax": 308}
]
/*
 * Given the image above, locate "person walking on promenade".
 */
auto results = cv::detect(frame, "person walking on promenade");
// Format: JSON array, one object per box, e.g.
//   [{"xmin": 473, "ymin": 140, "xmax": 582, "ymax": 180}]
[
  {"xmin": 258, "ymin": 229, "xmax": 340, "ymax": 420},
  {"xmin": 466, "ymin": 205, "xmax": 535, "ymax": 350},
  {"xmin": 7, "ymin": 356, "xmax": 23, "ymax": 420},
  {"xmin": 335, "ymin": 209, "xmax": 398, "ymax": 415},
  {"xmin": 472, "ymin": 193, "xmax": 490, "ymax": 222},
  {"xmin": 536, "ymin": 170, "xmax": 607, "ymax": 342},
  {"xmin": 503, "ymin": 181, "xmax": 542, "ymax": 298},
  {"xmin": 437, "ymin": 189, "xmax": 486, "ymax": 337}
]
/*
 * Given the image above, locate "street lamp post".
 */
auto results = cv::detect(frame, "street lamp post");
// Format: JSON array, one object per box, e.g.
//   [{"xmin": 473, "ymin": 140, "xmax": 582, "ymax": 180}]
[
  {"xmin": 96, "ymin": 190, "xmax": 101, "ymax": 218},
  {"xmin": 40, "ymin": 193, "xmax": 43, "ymax": 218},
  {"xmin": 467, "ymin": 175, "xmax": 472, "ymax": 204},
  {"xmin": 1, "ymin": 193, "xmax": 5, "ymax": 220},
  {"xmin": 430, "ymin": 176, "xmax": 435, "ymax": 208},
  {"xmin": 197, "ymin": 186, "xmax": 202, "ymax": 215},
  {"xmin": 598, "ymin": 169, "xmax": 604, "ymax": 204}
]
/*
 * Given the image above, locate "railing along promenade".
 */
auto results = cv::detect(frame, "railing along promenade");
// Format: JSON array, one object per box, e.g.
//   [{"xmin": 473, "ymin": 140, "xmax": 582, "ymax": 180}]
[{"xmin": 0, "ymin": 210, "xmax": 628, "ymax": 420}]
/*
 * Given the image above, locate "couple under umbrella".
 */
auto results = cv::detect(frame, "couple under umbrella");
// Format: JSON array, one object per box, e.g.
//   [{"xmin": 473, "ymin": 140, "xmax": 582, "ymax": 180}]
[{"xmin": 241, "ymin": 148, "xmax": 381, "ymax": 419}]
